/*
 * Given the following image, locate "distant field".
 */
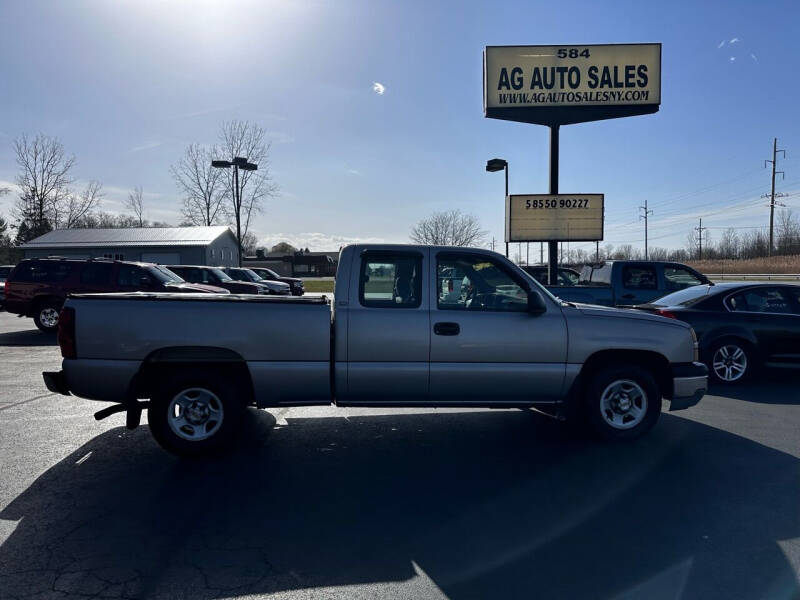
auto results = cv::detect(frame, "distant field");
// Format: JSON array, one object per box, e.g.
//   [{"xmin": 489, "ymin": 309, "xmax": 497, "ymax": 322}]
[
  {"xmin": 302, "ymin": 279, "xmax": 334, "ymax": 293},
  {"xmin": 688, "ymin": 255, "xmax": 800, "ymax": 275}
]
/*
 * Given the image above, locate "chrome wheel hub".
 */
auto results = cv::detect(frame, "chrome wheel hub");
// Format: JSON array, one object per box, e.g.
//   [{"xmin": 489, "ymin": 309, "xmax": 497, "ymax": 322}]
[
  {"xmin": 600, "ymin": 379, "xmax": 648, "ymax": 430},
  {"xmin": 712, "ymin": 345, "xmax": 747, "ymax": 382},
  {"xmin": 40, "ymin": 308, "xmax": 59, "ymax": 328},
  {"xmin": 168, "ymin": 388, "xmax": 224, "ymax": 442}
]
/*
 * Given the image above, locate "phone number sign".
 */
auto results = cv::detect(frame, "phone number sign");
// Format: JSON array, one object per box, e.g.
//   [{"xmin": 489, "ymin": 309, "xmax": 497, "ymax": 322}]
[{"xmin": 505, "ymin": 194, "xmax": 604, "ymax": 242}]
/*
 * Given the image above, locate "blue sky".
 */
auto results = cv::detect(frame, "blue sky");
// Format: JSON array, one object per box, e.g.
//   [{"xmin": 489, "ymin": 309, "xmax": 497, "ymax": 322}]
[{"xmin": 1, "ymin": 0, "xmax": 799, "ymax": 254}]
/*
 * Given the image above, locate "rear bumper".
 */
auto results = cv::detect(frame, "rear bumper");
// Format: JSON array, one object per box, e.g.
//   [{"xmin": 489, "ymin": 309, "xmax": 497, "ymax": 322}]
[
  {"xmin": 43, "ymin": 371, "xmax": 70, "ymax": 395},
  {"xmin": 669, "ymin": 362, "xmax": 708, "ymax": 411}
]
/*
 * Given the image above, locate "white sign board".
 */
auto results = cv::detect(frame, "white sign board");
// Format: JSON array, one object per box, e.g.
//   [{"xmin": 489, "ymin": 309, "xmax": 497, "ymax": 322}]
[
  {"xmin": 484, "ymin": 44, "xmax": 661, "ymax": 124},
  {"xmin": 506, "ymin": 194, "xmax": 604, "ymax": 242}
]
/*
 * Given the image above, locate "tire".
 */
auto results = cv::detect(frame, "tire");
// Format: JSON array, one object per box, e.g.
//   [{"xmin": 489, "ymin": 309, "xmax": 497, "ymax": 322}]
[
  {"xmin": 584, "ymin": 365, "xmax": 661, "ymax": 441},
  {"xmin": 33, "ymin": 301, "xmax": 62, "ymax": 333},
  {"xmin": 148, "ymin": 369, "xmax": 245, "ymax": 457},
  {"xmin": 706, "ymin": 339, "xmax": 753, "ymax": 384}
]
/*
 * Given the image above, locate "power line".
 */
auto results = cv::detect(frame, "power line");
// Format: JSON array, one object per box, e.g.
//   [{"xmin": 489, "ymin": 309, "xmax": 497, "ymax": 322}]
[
  {"xmin": 695, "ymin": 218, "xmax": 708, "ymax": 260},
  {"xmin": 764, "ymin": 137, "xmax": 787, "ymax": 256},
  {"xmin": 639, "ymin": 199, "xmax": 653, "ymax": 259}
]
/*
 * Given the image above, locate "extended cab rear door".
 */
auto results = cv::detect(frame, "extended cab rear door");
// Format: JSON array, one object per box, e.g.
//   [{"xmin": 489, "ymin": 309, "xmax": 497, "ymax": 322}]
[{"xmin": 342, "ymin": 248, "xmax": 430, "ymax": 402}]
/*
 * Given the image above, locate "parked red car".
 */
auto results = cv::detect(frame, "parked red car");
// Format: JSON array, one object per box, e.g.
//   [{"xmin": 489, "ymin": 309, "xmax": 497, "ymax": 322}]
[{"xmin": 4, "ymin": 258, "xmax": 229, "ymax": 332}]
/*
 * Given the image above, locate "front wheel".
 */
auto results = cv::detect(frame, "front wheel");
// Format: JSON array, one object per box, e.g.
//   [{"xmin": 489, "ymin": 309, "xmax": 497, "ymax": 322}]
[
  {"xmin": 584, "ymin": 365, "xmax": 661, "ymax": 441},
  {"xmin": 148, "ymin": 370, "xmax": 244, "ymax": 457}
]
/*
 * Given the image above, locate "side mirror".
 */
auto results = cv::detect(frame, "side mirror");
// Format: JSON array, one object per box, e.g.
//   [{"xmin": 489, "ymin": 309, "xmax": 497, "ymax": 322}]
[
  {"xmin": 139, "ymin": 276, "xmax": 154, "ymax": 288},
  {"xmin": 527, "ymin": 290, "xmax": 547, "ymax": 315}
]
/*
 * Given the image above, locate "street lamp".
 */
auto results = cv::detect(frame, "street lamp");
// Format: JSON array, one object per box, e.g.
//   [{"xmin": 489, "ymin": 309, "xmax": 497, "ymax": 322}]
[
  {"xmin": 486, "ymin": 158, "xmax": 509, "ymax": 257},
  {"xmin": 211, "ymin": 156, "xmax": 259, "ymax": 266}
]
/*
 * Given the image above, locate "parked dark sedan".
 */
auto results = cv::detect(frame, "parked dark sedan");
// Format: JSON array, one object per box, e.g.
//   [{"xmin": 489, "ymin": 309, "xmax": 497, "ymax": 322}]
[
  {"xmin": 248, "ymin": 267, "xmax": 304, "ymax": 296},
  {"xmin": 632, "ymin": 282, "xmax": 800, "ymax": 383}
]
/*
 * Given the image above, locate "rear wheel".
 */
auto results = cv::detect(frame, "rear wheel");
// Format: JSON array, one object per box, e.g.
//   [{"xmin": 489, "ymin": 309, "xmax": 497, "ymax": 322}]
[
  {"xmin": 708, "ymin": 339, "xmax": 752, "ymax": 384},
  {"xmin": 148, "ymin": 370, "xmax": 244, "ymax": 457},
  {"xmin": 584, "ymin": 365, "xmax": 661, "ymax": 440},
  {"xmin": 33, "ymin": 301, "xmax": 62, "ymax": 332}
]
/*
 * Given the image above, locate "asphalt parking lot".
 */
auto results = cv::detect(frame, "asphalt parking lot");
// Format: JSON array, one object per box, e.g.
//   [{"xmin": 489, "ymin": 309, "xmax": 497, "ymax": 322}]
[{"xmin": 0, "ymin": 310, "xmax": 799, "ymax": 600}]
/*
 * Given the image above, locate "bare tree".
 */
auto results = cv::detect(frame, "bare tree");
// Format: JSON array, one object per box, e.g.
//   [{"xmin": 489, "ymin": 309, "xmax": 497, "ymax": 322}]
[
  {"xmin": 171, "ymin": 144, "xmax": 228, "ymax": 227},
  {"xmin": 59, "ymin": 181, "xmax": 104, "ymax": 229},
  {"xmin": 13, "ymin": 133, "xmax": 75, "ymax": 238},
  {"xmin": 410, "ymin": 209, "xmax": 486, "ymax": 246},
  {"xmin": 125, "ymin": 185, "xmax": 145, "ymax": 227},
  {"xmin": 241, "ymin": 231, "xmax": 259, "ymax": 256},
  {"xmin": 219, "ymin": 120, "xmax": 279, "ymax": 263}
]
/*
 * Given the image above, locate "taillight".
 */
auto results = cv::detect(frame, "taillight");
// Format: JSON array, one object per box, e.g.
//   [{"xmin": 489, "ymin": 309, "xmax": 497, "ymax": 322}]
[
  {"xmin": 57, "ymin": 307, "xmax": 76, "ymax": 359},
  {"xmin": 656, "ymin": 309, "xmax": 677, "ymax": 319},
  {"xmin": 448, "ymin": 280, "xmax": 453, "ymax": 292}
]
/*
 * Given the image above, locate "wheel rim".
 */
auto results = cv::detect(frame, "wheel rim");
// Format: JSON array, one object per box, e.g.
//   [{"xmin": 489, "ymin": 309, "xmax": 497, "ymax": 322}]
[
  {"xmin": 599, "ymin": 379, "xmax": 648, "ymax": 430},
  {"xmin": 167, "ymin": 387, "xmax": 224, "ymax": 442},
  {"xmin": 39, "ymin": 307, "xmax": 59, "ymax": 328},
  {"xmin": 712, "ymin": 344, "xmax": 747, "ymax": 382}
]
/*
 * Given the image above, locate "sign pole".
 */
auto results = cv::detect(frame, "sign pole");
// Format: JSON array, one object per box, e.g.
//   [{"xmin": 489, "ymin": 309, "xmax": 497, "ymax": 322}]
[{"xmin": 548, "ymin": 125, "xmax": 559, "ymax": 286}]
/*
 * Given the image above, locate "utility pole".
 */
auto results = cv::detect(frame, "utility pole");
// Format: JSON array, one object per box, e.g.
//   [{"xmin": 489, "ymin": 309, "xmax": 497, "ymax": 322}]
[
  {"xmin": 695, "ymin": 218, "xmax": 708, "ymax": 260},
  {"xmin": 764, "ymin": 137, "xmax": 786, "ymax": 257},
  {"xmin": 639, "ymin": 199, "xmax": 653, "ymax": 260},
  {"xmin": 540, "ymin": 242, "xmax": 543, "ymax": 264},
  {"xmin": 595, "ymin": 241, "xmax": 599, "ymax": 262},
  {"xmin": 491, "ymin": 237, "xmax": 496, "ymax": 252}
]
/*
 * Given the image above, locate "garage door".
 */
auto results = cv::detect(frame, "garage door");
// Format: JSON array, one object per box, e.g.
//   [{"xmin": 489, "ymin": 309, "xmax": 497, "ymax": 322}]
[{"xmin": 140, "ymin": 253, "xmax": 181, "ymax": 264}]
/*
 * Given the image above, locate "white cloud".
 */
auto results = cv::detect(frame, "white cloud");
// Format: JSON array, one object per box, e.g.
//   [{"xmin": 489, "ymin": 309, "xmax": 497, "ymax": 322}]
[
  {"xmin": 717, "ymin": 40, "xmax": 725, "ymax": 49},
  {"xmin": 751, "ymin": 53, "xmax": 758, "ymax": 62},
  {"xmin": 730, "ymin": 56, "xmax": 736, "ymax": 62},
  {"xmin": 729, "ymin": 37, "xmax": 740, "ymax": 44},
  {"xmin": 258, "ymin": 231, "xmax": 387, "ymax": 251},
  {"xmin": 129, "ymin": 140, "xmax": 164, "ymax": 153},
  {"xmin": 372, "ymin": 82, "xmax": 386, "ymax": 95},
  {"xmin": 347, "ymin": 169, "xmax": 361, "ymax": 176}
]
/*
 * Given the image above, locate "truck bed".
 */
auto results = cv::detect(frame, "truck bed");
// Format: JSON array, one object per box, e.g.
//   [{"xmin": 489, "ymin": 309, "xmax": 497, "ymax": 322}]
[{"xmin": 63, "ymin": 293, "xmax": 333, "ymax": 406}]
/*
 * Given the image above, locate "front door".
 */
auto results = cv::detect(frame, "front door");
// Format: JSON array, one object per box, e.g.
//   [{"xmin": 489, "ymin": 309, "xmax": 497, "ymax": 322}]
[
  {"xmin": 429, "ymin": 251, "xmax": 567, "ymax": 403},
  {"xmin": 619, "ymin": 263, "xmax": 660, "ymax": 304},
  {"xmin": 343, "ymin": 249, "xmax": 430, "ymax": 403}
]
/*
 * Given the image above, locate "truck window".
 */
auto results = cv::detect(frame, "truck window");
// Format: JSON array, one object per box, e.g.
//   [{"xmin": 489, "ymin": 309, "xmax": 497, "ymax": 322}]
[
  {"xmin": 80, "ymin": 263, "xmax": 114, "ymax": 285},
  {"xmin": 118, "ymin": 264, "xmax": 152, "ymax": 287},
  {"xmin": 664, "ymin": 266, "xmax": 703, "ymax": 291},
  {"xmin": 580, "ymin": 264, "xmax": 612, "ymax": 286},
  {"xmin": 359, "ymin": 253, "xmax": 421, "ymax": 308},
  {"xmin": 622, "ymin": 265, "xmax": 657, "ymax": 290},
  {"xmin": 437, "ymin": 253, "xmax": 527, "ymax": 312},
  {"xmin": 12, "ymin": 261, "xmax": 75, "ymax": 283}
]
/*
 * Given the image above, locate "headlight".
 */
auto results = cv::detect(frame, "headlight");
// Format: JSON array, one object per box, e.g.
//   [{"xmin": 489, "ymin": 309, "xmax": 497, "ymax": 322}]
[{"xmin": 689, "ymin": 327, "xmax": 699, "ymax": 361}]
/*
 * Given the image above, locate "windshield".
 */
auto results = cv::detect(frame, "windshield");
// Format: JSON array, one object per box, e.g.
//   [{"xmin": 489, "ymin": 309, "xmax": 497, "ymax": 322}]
[
  {"xmin": 209, "ymin": 268, "xmax": 232, "ymax": 282},
  {"xmin": 650, "ymin": 284, "xmax": 714, "ymax": 307},
  {"xmin": 143, "ymin": 265, "xmax": 179, "ymax": 284},
  {"xmin": 240, "ymin": 269, "xmax": 263, "ymax": 282},
  {"xmin": 151, "ymin": 265, "xmax": 185, "ymax": 283}
]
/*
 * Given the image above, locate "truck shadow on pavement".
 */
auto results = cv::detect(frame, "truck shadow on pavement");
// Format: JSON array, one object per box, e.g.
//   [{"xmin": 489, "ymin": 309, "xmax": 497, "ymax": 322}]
[
  {"xmin": 0, "ymin": 408, "xmax": 798, "ymax": 600},
  {"xmin": 0, "ymin": 328, "xmax": 57, "ymax": 347}
]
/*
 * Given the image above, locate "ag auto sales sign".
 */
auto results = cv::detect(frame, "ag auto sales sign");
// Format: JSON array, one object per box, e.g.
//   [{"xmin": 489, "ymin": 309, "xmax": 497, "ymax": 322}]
[{"xmin": 484, "ymin": 44, "xmax": 661, "ymax": 125}]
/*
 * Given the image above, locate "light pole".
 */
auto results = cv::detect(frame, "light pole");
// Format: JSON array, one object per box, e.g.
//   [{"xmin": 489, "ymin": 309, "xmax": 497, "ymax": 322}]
[
  {"xmin": 486, "ymin": 158, "xmax": 508, "ymax": 257},
  {"xmin": 211, "ymin": 156, "xmax": 258, "ymax": 266}
]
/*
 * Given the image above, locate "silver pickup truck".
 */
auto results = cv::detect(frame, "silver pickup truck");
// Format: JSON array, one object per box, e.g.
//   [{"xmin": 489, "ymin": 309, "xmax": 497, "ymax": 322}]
[{"xmin": 43, "ymin": 244, "xmax": 707, "ymax": 456}]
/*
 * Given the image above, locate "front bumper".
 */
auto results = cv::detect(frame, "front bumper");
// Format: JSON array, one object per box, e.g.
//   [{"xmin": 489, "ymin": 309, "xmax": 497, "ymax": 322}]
[{"xmin": 669, "ymin": 362, "xmax": 708, "ymax": 411}]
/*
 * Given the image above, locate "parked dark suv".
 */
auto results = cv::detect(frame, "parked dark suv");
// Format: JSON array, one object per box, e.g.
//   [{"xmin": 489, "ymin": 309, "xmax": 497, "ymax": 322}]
[
  {"xmin": 167, "ymin": 265, "xmax": 266, "ymax": 295},
  {"xmin": 248, "ymin": 267, "xmax": 304, "ymax": 296},
  {"xmin": 4, "ymin": 258, "xmax": 229, "ymax": 332}
]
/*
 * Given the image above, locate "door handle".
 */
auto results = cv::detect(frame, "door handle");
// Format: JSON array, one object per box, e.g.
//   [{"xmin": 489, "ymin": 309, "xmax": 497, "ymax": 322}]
[{"xmin": 434, "ymin": 322, "xmax": 460, "ymax": 336}]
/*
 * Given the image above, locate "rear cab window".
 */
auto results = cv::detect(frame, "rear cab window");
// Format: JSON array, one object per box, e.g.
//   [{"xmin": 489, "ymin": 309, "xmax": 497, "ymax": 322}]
[
  {"xmin": 622, "ymin": 265, "xmax": 657, "ymax": 290},
  {"xmin": 359, "ymin": 252, "xmax": 422, "ymax": 308}
]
